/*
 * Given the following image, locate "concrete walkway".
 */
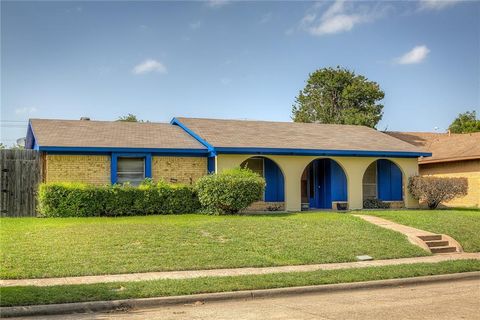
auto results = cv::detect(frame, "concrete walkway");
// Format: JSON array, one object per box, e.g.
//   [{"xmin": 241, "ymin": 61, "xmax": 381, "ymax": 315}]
[
  {"xmin": 354, "ymin": 215, "xmax": 464, "ymax": 253},
  {"xmin": 1, "ymin": 253, "xmax": 479, "ymax": 288}
]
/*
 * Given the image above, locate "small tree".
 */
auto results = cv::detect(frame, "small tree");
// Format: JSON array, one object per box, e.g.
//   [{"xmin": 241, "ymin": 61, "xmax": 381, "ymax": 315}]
[
  {"xmin": 408, "ymin": 175, "xmax": 468, "ymax": 209},
  {"xmin": 448, "ymin": 110, "xmax": 480, "ymax": 133}
]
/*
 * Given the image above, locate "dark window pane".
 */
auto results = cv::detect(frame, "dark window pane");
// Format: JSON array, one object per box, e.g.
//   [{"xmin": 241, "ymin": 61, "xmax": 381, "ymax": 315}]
[{"xmin": 117, "ymin": 157, "xmax": 144, "ymax": 185}]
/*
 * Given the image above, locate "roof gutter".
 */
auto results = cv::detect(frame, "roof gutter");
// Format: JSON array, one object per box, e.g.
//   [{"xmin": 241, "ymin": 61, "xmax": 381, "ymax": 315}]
[
  {"xmin": 213, "ymin": 147, "xmax": 432, "ymax": 158},
  {"xmin": 37, "ymin": 146, "xmax": 209, "ymax": 156}
]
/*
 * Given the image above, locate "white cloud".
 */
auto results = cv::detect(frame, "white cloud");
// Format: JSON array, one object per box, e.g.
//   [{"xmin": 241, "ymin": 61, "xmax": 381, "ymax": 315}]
[
  {"xmin": 418, "ymin": 0, "xmax": 461, "ymax": 11},
  {"xmin": 15, "ymin": 107, "xmax": 37, "ymax": 115},
  {"xmin": 259, "ymin": 12, "xmax": 272, "ymax": 24},
  {"xmin": 132, "ymin": 59, "xmax": 167, "ymax": 75},
  {"xmin": 395, "ymin": 45, "xmax": 430, "ymax": 64},
  {"xmin": 190, "ymin": 21, "xmax": 202, "ymax": 30},
  {"xmin": 206, "ymin": 0, "xmax": 229, "ymax": 8},
  {"xmin": 299, "ymin": 0, "xmax": 388, "ymax": 36}
]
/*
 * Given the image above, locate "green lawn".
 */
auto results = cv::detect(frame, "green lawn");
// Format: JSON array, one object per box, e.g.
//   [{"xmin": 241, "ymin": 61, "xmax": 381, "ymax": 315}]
[
  {"xmin": 1, "ymin": 212, "xmax": 428, "ymax": 279},
  {"xmin": 361, "ymin": 209, "xmax": 480, "ymax": 252},
  {"xmin": 2, "ymin": 260, "xmax": 478, "ymax": 307}
]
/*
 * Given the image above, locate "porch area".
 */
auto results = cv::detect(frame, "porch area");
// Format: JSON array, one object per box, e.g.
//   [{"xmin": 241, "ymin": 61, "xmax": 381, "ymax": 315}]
[{"xmin": 216, "ymin": 154, "xmax": 419, "ymax": 211}]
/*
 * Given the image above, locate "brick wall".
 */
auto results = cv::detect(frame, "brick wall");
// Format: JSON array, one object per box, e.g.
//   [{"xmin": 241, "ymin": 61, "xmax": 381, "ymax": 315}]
[
  {"xmin": 419, "ymin": 159, "xmax": 480, "ymax": 208},
  {"xmin": 152, "ymin": 156, "xmax": 207, "ymax": 185},
  {"xmin": 243, "ymin": 201, "xmax": 285, "ymax": 212},
  {"xmin": 45, "ymin": 155, "xmax": 110, "ymax": 185}
]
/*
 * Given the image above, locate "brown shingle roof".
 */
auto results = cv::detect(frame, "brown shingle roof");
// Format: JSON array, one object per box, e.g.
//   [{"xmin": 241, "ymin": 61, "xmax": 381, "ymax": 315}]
[
  {"xmin": 30, "ymin": 119, "xmax": 206, "ymax": 149},
  {"xmin": 175, "ymin": 117, "xmax": 426, "ymax": 153},
  {"xmin": 386, "ymin": 131, "xmax": 480, "ymax": 164}
]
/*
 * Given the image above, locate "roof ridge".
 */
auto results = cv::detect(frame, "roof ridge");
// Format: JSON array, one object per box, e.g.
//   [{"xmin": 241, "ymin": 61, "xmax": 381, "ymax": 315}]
[{"xmin": 176, "ymin": 117, "xmax": 371, "ymax": 129}]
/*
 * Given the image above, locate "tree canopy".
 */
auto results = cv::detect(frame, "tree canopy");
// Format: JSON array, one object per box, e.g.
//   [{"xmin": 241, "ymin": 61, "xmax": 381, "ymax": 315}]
[
  {"xmin": 117, "ymin": 114, "xmax": 143, "ymax": 122},
  {"xmin": 291, "ymin": 67, "xmax": 385, "ymax": 128},
  {"xmin": 448, "ymin": 110, "xmax": 480, "ymax": 133}
]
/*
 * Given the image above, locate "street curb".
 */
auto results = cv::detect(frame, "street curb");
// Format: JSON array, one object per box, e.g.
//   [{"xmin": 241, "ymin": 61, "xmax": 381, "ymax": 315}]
[{"xmin": 1, "ymin": 272, "xmax": 479, "ymax": 318}]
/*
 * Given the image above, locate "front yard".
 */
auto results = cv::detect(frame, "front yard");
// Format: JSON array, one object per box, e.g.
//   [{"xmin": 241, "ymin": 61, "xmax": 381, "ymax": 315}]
[
  {"xmin": 362, "ymin": 209, "xmax": 480, "ymax": 252},
  {"xmin": 1, "ymin": 212, "xmax": 429, "ymax": 279}
]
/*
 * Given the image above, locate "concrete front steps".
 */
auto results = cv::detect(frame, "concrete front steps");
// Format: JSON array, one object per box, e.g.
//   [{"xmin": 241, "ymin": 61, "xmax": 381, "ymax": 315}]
[{"xmin": 418, "ymin": 235, "xmax": 459, "ymax": 254}]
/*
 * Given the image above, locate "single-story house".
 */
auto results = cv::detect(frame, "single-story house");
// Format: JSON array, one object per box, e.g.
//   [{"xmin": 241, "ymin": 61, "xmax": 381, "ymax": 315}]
[
  {"xmin": 26, "ymin": 117, "xmax": 431, "ymax": 211},
  {"xmin": 387, "ymin": 131, "xmax": 480, "ymax": 208}
]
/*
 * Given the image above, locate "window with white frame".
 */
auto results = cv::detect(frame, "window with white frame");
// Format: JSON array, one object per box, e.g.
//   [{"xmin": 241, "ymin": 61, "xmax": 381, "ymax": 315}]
[{"xmin": 116, "ymin": 157, "xmax": 145, "ymax": 186}]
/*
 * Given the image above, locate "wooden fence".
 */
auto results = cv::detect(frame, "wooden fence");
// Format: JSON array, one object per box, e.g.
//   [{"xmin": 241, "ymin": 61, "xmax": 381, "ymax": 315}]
[{"xmin": 0, "ymin": 149, "xmax": 42, "ymax": 217}]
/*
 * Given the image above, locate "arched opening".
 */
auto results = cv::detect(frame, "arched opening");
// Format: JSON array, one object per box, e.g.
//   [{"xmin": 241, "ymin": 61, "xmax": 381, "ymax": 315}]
[
  {"xmin": 240, "ymin": 157, "xmax": 285, "ymax": 202},
  {"xmin": 362, "ymin": 159, "xmax": 404, "ymax": 207},
  {"xmin": 301, "ymin": 158, "xmax": 348, "ymax": 210}
]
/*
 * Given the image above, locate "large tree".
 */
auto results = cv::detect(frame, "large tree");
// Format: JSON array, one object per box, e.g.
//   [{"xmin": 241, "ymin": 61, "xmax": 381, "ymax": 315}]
[
  {"xmin": 291, "ymin": 67, "xmax": 385, "ymax": 128},
  {"xmin": 448, "ymin": 110, "xmax": 480, "ymax": 133}
]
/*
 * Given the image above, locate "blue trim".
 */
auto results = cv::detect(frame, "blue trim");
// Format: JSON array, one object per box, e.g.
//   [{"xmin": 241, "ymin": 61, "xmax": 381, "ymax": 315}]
[
  {"xmin": 45, "ymin": 151, "xmax": 205, "ymax": 157},
  {"xmin": 207, "ymin": 156, "xmax": 216, "ymax": 173},
  {"xmin": 214, "ymin": 147, "xmax": 431, "ymax": 158},
  {"xmin": 111, "ymin": 153, "xmax": 152, "ymax": 184},
  {"xmin": 25, "ymin": 122, "xmax": 38, "ymax": 150},
  {"xmin": 38, "ymin": 146, "xmax": 208, "ymax": 155},
  {"xmin": 170, "ymin": 118, "xmax": 215, "ymax": 152}
]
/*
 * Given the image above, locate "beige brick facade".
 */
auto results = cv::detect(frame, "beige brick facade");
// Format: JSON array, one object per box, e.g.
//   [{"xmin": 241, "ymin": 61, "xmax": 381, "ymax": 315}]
[
  {"xmin": 420, "ymin": 159, "xmax": 480, "ymax": 208},
  {"xmin": 45, "ymin": 155, "xmax": 110, "ymax": 185},
  {"xmin": 152, "ymin": 156, "xmax": 207, "ymax": 185},
  {"xmin": 244, "ymin": 201, "xmax": 285, "ymax": 212}
]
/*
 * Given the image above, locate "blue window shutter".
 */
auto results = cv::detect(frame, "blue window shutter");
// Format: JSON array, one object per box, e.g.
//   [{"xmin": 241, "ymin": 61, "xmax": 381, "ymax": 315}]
[
  {"xmin": 377, "ymin": 160, "xmax": 403, "ymax": 201},
  {"xmin": 330, "ymin": 160, "xmax": 347, "ymax": 201},
  {"xmin": 390, "ymin": 163, "xmax": 403, "ymax": 200},
  {"xmin": 264, "ymin": 158, "xmax": 284, "ymax": 202}
]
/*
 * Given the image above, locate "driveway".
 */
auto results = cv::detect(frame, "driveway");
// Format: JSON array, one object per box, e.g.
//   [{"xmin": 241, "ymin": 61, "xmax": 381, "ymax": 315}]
[{"xmin": 16, "ymin": 278, "xmax": 480, "ymax": 319}]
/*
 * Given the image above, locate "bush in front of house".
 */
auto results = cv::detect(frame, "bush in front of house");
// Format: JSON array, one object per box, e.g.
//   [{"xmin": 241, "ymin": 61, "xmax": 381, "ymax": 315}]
[
  {"xmin": 195, "ymin": 167, "xmax": 266, "ymax": 214},
  {"xmin": 38, "ymin": 180, "xmax": 200, "ymax": 217},
  {"xmin": 408, "ymin": 175, "xmax": 468, "ymax": 209},
  {"xmin": 363, "ymin": 199, "xmax": 390, "ymax": 209}
]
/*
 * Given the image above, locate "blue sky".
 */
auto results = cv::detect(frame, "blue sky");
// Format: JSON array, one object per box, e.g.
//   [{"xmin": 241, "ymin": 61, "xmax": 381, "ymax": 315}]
[{"xmin": 1, "ymin": 0, "xmax": 479, "ymax": 145}]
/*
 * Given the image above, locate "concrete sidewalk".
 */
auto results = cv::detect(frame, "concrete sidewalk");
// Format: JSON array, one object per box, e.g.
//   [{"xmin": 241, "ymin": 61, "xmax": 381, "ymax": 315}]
[{"xmin": 1, "ymin": 253, "xmax": 479, "ymax": 287}]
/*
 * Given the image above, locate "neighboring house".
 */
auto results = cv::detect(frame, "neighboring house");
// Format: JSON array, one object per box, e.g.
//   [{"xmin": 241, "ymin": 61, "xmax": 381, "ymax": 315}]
[
  {"xmin": 26, "ymin": 117, "xmax": 430, "ymax": 211},
  {"xmin": 388, "ymin": 132, "xmax": 480, "ymax": 208}
]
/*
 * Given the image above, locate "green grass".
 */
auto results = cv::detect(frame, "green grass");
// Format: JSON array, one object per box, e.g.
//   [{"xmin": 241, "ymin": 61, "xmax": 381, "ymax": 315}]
[
  {"xmin": 1, "ymin": 213, "xmax": 428, "ymax": 279},
  {"xmin": 2, "ymin": 260, "xmax": 478, "ymax": 307},
  {"xmin": 361, "ymin": 209, "xmax": 480, "ymax": 252}
]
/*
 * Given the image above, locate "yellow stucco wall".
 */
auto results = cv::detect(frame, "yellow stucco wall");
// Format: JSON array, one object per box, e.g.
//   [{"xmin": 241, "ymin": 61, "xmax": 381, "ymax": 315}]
[
  {"xmin": 152, "ymin": 156, "xmax": 207, "ymax": 185},
  {"xmin": 216, "ymin": 154, "xmax": 419, "ymax": 211},
  {"xmin": 419, "ymin": 160, "xmax": 479, "ymax": 208},
  {"xmin": 45, "ymin": 155, "xmax": 110, "ymax": 185}
]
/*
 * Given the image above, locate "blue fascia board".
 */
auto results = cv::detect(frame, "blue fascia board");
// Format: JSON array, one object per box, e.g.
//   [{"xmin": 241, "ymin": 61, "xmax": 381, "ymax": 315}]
[
  {"xmin": 214, "ymin": 147, "xmax": 431, "ymax": 158},
  {"xmin": 170, "ymin": 117, "xmax": 215, "ymax": 152},
  {"xmin": 25, "ymin": 121, "xmax": 38, "ymax": 150},
  {"xmin": 37, "ymin": 146, "xmax": 209, "ymax": 155}
]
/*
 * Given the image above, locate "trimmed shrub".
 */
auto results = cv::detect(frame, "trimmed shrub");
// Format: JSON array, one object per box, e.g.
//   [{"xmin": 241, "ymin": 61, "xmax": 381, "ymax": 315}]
[
  {"xmin": 408, "ymin": 175, "xmax": 468, "ymax": 209},
  {"xmin": 38, "ymin": 180, "xmax": 200, "ymax": 217},
  {"xmin": 363, "ymin": 199, "xmax": 390, "ymax": 209},
  {"xmin": 195, "ymin": 168, "xmax": 266, "ymax": 214}
]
